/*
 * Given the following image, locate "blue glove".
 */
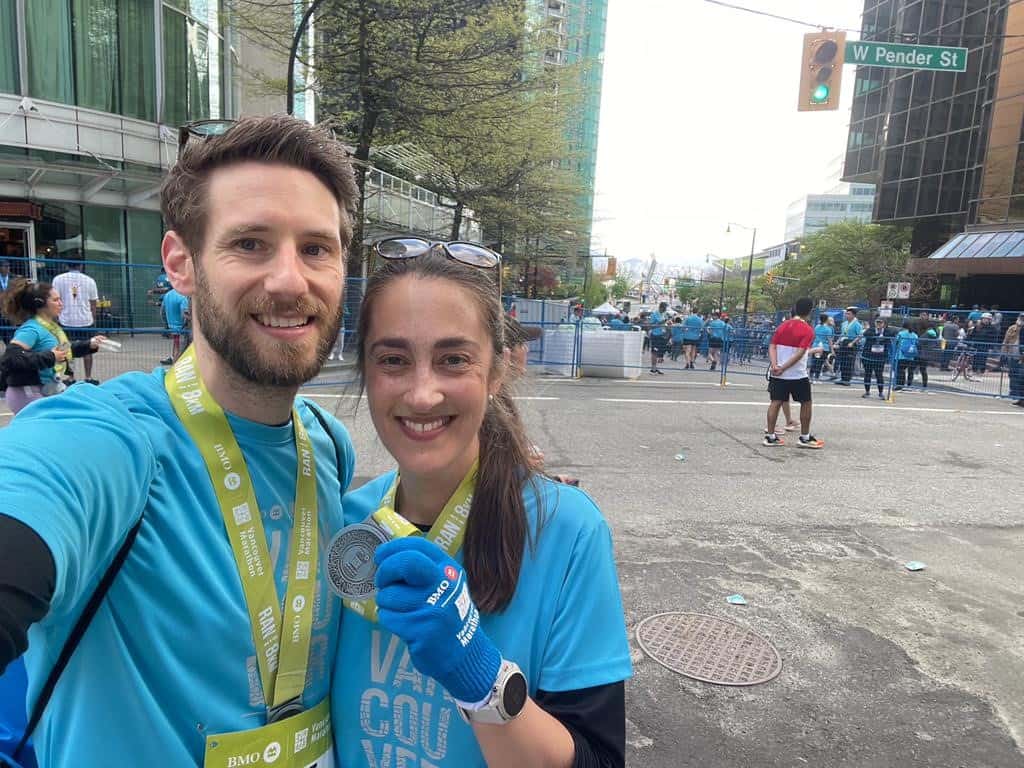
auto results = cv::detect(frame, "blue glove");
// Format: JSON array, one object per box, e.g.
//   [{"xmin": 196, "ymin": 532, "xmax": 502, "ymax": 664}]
[{"xmin": 374, "ymin": 536, "xmax": 502, "ymax": 704}]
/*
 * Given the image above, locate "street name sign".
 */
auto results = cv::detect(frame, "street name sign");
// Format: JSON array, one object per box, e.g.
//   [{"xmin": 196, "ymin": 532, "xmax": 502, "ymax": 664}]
[{"xmin": 845, "ymin": 41, "xmax": 968, "ymax": 73}]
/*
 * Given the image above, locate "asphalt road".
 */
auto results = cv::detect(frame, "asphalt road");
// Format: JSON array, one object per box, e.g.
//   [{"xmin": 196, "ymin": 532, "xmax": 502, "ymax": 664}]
[{"xmin": 3, "ymin": 366, "xmax": 1022, "ymax": 766}]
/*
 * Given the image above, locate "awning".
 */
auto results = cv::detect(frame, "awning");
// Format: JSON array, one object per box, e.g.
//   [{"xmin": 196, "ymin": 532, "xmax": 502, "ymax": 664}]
[{"xmin": 907, "ymin": 230, "xmax": 1024, "ymax": 275}]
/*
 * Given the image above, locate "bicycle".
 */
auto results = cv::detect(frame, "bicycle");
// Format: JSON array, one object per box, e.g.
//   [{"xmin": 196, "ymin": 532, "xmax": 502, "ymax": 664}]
[{"xmin": 950, "ymin": 346, "xmax": 975, "ymax": 382}]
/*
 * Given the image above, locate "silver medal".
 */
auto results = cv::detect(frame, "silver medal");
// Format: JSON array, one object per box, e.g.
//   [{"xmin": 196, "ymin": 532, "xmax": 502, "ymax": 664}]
[{"xmin": 326, "ymin": 522, "xmax": 389, "ymax": 601}]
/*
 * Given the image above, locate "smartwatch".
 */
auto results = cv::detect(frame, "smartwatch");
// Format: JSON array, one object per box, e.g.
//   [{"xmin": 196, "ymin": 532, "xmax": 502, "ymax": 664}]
[{"xmin": 457, "ymin": 660, "xmax": 528, "ymax": 725}]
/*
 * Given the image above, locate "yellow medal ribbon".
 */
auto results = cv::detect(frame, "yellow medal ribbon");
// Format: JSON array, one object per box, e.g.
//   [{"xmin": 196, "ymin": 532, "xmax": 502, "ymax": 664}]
[
  {"xmin": 165, "ymin": 345, "xmax": 319, "ymax": 714},
  {"xmin": 34, "ymin": 315, "xmax": 72, "ymax": 377},
  {"xmin": 343, "ymin": 460, "xmax": 477, "ymax": 622}
]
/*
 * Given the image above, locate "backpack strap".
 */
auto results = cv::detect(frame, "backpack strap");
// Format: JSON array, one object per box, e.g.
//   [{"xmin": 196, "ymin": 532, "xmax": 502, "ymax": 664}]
[
  {"xmin": 14, "ymin": 515, "xmax": 143, "ymax": 760},
  {"xmin": 303, "ymin": 400, "xmax": 344, "ymax": 483}
]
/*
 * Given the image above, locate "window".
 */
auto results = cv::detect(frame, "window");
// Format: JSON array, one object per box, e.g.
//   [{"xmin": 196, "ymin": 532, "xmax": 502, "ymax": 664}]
[
  {"xmin": 163, "ymin": 3, "xmax": 227, "ymax": 125},
  {"xmin": 73, "ymin": 0, "xmax": 120, "ymax": 113},
  {"xmin": 120, "ymin": 0, "xmax": 156, "ymax": 120},
  {"xmin": 26, "ymin": 0, "xmax": 74, "ymax": 104},
  {"xmin": 0, "ymin": 0, "xmax": 17, "ymax": 94}
]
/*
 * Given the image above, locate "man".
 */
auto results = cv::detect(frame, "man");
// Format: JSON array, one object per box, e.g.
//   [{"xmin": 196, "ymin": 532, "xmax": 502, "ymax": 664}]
[
  {"xmin": 160, "ymin": 286, "xmax": 191, "ymax": 365},
  {"xmin": 706, "ymin": 311, "xmax": 727, "ymax": 371},
  {"xmin": 51, "ymin": 256, "xmax": 100, "ymax": 383},
  {"xmin": 940, "ymin": 314, "xmax": 960, "ymax": 369},
  {"xmin": 1005, "ymin": 313, "xmax": 1024, "ymax": 407},
  {"xmin": 682, "ymin": 309, "xmax": 703, "ymax": 369},
  {"xmin": 0, "ymin": 116, "xmax": 358, "ymax": 766},
  {"xmin": 764, "ymin": 297, "xmax": 824, "ymax": 449},
  {"xmin": 967, "ymin": 304, "xmax": 983, "ymax": 323},
  {"xmin": 647, "ymin": 301, "xmax": 669, "ymax": 374},
  {"xmin": 834, "ymin": 307, "xmax": 863, "ymax": 385},
  {"xmin": 991, "ymin": 304, "xmax": 1003, "ymax": 335},
  {"xmin": 861, "ymin": 316, "xmax": 896, "ymax": 399},
  {"xmin": 0, "ymin": 258, "xmax": 12, "ymax": 344},
  {"xmin": 971, "ymin": 312, "xmax": 999, "ymax": 376}
]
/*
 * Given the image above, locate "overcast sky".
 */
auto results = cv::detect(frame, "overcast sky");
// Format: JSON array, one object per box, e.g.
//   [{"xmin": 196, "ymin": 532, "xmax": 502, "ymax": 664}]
[{"xmin": 591, "ymin": 0, "xmax": 865, "ymax": 269}]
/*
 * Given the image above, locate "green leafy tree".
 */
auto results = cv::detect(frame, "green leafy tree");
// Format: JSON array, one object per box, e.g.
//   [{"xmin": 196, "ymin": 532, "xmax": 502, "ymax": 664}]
[
  {"xmin": 785, "ymin": 221, "xmax": 912, "ymax": 306},
  {"xmin": 610, "ymin": 275, "xmax": 632, "ymax": 300}
]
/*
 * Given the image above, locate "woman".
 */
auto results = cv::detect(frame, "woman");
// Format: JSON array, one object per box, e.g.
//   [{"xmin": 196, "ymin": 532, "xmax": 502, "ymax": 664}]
[
  {"xmin": 912, "ymin": 321, "xmax": 938, "ymax": 389},
  {"xmin": 860, "ymin": 316, "xmax": 894, "ymax": 399},
  {"xmin": 894, "ymin": 320, "xmax": 918, "ymax": 390},
  {"xmin": 0, "ymin": 278, "xmax": 105, "ymax": 414},
  {"xmin": 810, "ymin": 314, "xmax": 835, "ymax": 381},
  {"xmin": 330, "ymin": 242, "xmax": 632, "ymax": 768}
]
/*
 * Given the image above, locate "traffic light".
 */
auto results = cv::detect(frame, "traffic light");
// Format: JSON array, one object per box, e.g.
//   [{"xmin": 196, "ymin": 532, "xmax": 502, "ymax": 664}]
[
  {"xmin": 798, "ymin": 30, "xmax": 845, "ymax": 112},
  {"xmin": 764, "ymin": 272, "xmax": 775, "ymax": 286}
]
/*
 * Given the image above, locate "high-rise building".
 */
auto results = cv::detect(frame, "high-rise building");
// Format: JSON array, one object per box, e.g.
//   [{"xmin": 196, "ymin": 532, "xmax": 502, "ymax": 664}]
[
  {"xmin": 844, "ymin": 0, "xmax": 1024, "ymax": 305},
  {"xmin": 529, "ymin": 0, "xmax": 608, "ymax": 267},
  {"xmin": 785, "ymin": 154, "xmax": 875, "ymax": 240}
]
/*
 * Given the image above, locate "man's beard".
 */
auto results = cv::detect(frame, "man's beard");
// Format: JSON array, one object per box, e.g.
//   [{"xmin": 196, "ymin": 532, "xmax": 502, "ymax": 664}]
[{"xmin": 192, "ymin": 262, "xmax": 342, "ymax": 387}]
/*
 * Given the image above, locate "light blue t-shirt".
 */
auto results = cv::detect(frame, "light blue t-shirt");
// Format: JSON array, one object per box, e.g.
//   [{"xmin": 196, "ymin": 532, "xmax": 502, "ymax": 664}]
[
  {"xmin": 670, "ymin": 323, "xmax": 685, "ymax": 342},
  {"xmin": 842, "ymin": 319, "xmax": 863, "ymax": 340},
  {"xmin": 968, "ymin": 310, "xmax": 982, "ymax": 322},
  {"xmin": 649, "ymin": 311, "xmax": 667, "ymax": 337},
  {"xmin": 12, "ymin": 317, "xmax": 60, "ymax": 383},
  {"xmin": 813, "ymin": 323, "xmax": 834, "ymax": 352},
  {"xmin": 896, "ymin": 329, "xmax": 918, "ymax": 360},
  {"xmin": 707, "ymin": 318, "xmax": 727, "ymax": 339},
  {"xmin": 608, "ymin": 318, "xmax": 628, "ymax": 331},
  {"xmin": 331, "ymin": 473, "xmax": 633, "ymax": 768},
  {"xmin": 683, "ymin": 314, "xmax": 703, "ymax": 341},
  {"xmin": 0, "ymin": 370, "xmax": 355, "ymax": 766},
  {"xmin": 162, "ymin": 289, "xmax": 190, "ymax": 333}
]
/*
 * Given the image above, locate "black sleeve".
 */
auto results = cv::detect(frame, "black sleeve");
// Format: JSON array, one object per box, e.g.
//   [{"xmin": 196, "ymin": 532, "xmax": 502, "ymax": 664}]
[
  {"xmin": 70, "ymin": 339, "xmax": 95, "ymax": 358},
  {"xmin": 0, "ymin": 344, "xmax": 56, "ymax": 375},
  {"xmin": 535, "ymin": 682, "xmax": 625, "ymax": 768},
  {"xmin": 0, "ymin": 516, "xmax": 56, "ymax": 674}
]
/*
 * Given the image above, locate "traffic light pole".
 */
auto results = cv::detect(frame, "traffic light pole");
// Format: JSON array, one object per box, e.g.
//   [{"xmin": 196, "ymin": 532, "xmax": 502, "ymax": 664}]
[{"xmin": 742, "ymin": 227, "xmax": 757, "ymax": 320}]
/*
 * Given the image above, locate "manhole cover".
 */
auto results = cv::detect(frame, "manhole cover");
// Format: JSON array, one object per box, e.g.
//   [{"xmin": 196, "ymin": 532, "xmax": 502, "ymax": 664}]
[{"xmin": 636, "ymin": 612, "xmax": 782, "ymax": 686}]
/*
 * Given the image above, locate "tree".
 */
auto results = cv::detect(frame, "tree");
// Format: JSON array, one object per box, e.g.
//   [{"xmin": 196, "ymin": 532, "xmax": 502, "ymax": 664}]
[
  {"xmin": 583, "ymin": 278, "xmax": 608, "ymax": 308},
  {"xmin": 784, "ymin": 221, "xmax": 912, "ymax": 306},
  {"xmin": 610, "ymin": 275, "xmax": 632, "ymax": 300}
]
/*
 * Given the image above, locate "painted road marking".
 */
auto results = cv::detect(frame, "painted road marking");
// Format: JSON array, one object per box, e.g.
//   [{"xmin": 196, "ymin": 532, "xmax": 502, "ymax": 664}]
[{"xmin": 595, "ymin": 398, "xmax": 1024, "ymax": 415}]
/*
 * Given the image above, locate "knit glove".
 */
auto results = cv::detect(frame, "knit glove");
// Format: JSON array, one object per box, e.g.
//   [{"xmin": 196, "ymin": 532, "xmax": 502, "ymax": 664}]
[{"xmin": 374, "ymin": 536, "xmax": 501, "ymax": 704}]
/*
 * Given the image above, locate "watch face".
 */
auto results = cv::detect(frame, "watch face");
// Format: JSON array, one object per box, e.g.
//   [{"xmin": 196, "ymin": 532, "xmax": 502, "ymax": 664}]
[{"xmin": 503, "ymin": 671, "xmax": 528, "ymax": 718}]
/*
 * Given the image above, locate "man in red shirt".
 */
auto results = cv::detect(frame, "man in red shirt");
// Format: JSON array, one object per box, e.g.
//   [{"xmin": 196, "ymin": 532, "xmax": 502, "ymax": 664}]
[{"xmin": 764, "ymin": 297, "xmax": 825, "ymax": 448}]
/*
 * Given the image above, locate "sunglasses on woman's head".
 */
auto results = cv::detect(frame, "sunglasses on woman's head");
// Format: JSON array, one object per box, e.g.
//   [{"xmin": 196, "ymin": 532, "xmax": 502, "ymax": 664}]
[{"xmin": 374, "ymin": 237, "xmax": 502, "ymax": 297}]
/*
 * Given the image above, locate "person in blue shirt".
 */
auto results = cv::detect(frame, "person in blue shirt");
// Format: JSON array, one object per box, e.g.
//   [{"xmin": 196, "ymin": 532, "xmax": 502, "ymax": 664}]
[
  {"xmin": 647, "ymin": 301, "xmax": 669, "ymax": 374},
  {"xmin": 682, "ymin": 310, "xmax": 703, "ymax": 369},
  {"xmin": 331, "ymin": 248, "xmax": 631, "ymax": 768},
  {"xmin": 894, "ymin": 320, "xmax": 919, "ymax": 390},
  {"xmin": 0, "ymin": 279, "xmax": 106, "ymax": 414},
  {"xmin": 834, "ymin": 307, "xmax": 863, "ymax": 385},
  {"xmin": 706, "ymin": 311, "xmax": 727, "ymax": 371},
  {"xmin": 669, "ymin": 316, "xmax": 685, "ymax": 360},
  {"xmin": 160, "ymin": 287, "xmax": 191, "ymax": 365},
  {"xmin": 0, "ymin": 115, "xmax": 360, "ymax": 767},
  {"xmin": 810, "ymin": 314, "xmax": 835, "ymax": 381},
  {"xmin": 967, "ymin": 305, "xmax": 983, "ymax": 323}
]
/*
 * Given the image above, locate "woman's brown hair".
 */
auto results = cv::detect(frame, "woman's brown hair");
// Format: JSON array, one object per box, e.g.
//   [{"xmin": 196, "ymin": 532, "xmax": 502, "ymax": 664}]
[
  {"xmin": 0, "ymin": 277, "xmax": 50, "ymax": 324},
  {"xmin": 355, "ymin": 251, "xmax": 537, "ymax": 613}
]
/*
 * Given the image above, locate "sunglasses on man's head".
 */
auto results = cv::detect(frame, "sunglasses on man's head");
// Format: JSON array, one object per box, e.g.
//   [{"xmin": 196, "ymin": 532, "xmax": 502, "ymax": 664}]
[
  {"xmin": 374, "ymin": 237, "xmax": 502, "ymax": 297},
  {"xmin": 177, "ymin": 119, "xmax": 237, "ymax": 153}
]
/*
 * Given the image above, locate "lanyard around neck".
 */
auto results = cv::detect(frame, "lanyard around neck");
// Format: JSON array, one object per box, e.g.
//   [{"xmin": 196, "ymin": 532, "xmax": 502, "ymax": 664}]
[
  {"xmin": 343, "ymin": 461, "xmax": 477, "ymax": 622},
  {"xmin": 164, "ymin": 346, "xmax": 319, "ymax": 713}
]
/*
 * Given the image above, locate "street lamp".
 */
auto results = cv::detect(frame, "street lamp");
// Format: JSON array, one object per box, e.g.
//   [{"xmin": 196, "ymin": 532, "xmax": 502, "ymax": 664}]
[
  {"xmin": 287, "ymin": 0, "xmax": 327, "ymax": 116},
  {"xmin": 726, "ymin": 222, "xmax": 758, "ymax": 320}
]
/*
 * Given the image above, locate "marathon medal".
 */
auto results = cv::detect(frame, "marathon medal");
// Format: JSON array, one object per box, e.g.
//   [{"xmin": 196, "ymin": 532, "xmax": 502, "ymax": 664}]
[{"xmin": 326, "ymin": 521, "xmax": 390, "ymax": 601}]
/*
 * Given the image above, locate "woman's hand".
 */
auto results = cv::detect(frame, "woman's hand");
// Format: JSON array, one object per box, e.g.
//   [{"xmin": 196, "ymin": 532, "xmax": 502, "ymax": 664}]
[
  {"xmin": 374, "ymin": 536, "xmax": 502, "ymax": 705},
  {"xmin": 89, "ymin": 334, "xmax": 107, "ymax": 351},
  {"xmin": 51, "ymin": 347, "xmax": 68, "ymax": 362}
]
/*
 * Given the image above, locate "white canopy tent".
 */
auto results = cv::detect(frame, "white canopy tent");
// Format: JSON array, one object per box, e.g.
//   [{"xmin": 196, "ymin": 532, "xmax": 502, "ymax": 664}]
[{"xmin": 591, "ymin": 302, "xmax": 620, "ymax": 315}]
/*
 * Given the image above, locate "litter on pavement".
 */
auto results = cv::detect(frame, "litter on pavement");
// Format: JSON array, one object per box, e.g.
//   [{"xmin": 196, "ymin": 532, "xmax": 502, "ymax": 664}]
[
  {"xmin": 726, "ymin": 594, "xmax": 748, "ymax": 605},
  {"xmin": 904, "ymin": 561, "xmax": 927, "ymax": 571}
]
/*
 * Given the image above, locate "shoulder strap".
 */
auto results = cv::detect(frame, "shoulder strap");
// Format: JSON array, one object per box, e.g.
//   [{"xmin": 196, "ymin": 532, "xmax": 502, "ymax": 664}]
[
  {"xmin": 304, "ymin": 400, "xmax": 344, "ymax": 484},
  {"xmin": 14, "ymin": 516, "xmax": 143, "ymax": 760}
]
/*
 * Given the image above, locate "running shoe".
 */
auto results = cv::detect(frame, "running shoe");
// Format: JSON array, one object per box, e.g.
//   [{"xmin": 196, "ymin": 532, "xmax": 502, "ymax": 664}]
[
  {"xmin": 762, "ymin": 433, "xmax": 784, "ymax": 446},
  {"xmin": 797, "ymin": 435, "xmax": 825, "ymax": 449},
  {"xmin": 784, "ymin": 422, "xmax": 799, "ymax": 432},
  {"xmin": 160, "ymin": 357, "xmax": 173, "ymax": 365},
  {"xmin": 878, "ymin": 392, "xmax": 885, "ymax": 399},
  {"xmin": 862, "ymin": 392, "xmax": 872, "ymax": 398},
  {"xmin": 654, "ymin": 369, "xmax": 664, "ymax": 375}
]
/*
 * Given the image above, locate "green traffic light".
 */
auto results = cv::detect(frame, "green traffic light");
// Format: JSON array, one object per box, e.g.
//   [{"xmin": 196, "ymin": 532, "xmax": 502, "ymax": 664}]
[{"xmin": 811, "ymin": 84, "xmax": 830, "ymax": 103}]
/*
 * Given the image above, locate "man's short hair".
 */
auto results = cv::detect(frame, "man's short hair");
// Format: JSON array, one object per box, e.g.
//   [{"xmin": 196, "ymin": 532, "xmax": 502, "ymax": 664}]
[
  {"xmin": 161, "ymin": 115, "xmax": 358, "ymax": 253},
  {"xmin": 794, "ymin": 297, "xmax": 814, "ymax": 317}
]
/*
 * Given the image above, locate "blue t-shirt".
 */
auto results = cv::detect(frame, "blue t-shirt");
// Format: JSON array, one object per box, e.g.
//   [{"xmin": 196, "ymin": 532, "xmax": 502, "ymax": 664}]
[
  {"xmin": 331, "ymin": 473, "xmax": 633, "ymax": 768},
  {"xmin": 670, "ymin": 323, "xmax": 685, "ymax": 342},
  {"xmin": 968, "ymin": 310, "xmax": 982, "ymax": 322},
  {"xmin": 707, "ymin": 318, "xmax": 727, "ymax": 339},
  {"xmin": 162, "ymin": 289, "xmax": 190, "ymax": 333},
  {"xmin": 896, "ymin": 329, "xmax": 918, "ymax": 360},
  {"xmin": 813, "ymin": 324, "xmax": 834, "ymax": 352},
  {"xmin": 0, "ymin": 370, "xmax": 355, "ymax": 766},
  {"xmin": 12, "ymin": 318, "xmax": 60, "ymax": 383},
  {"xmin": 841, "ymin": 319, "xmax": 863, "ymax": 340},
  {"xmin": 683, "ymin": 314, "xmax": 703, "ymax": 341},
  {"xmin": 649, "ymin": 311, "xmax": 667, "ymax": 337},
  {"xmin": 608, "ymin": 318, "xmax": 628, "ymax": 331}
]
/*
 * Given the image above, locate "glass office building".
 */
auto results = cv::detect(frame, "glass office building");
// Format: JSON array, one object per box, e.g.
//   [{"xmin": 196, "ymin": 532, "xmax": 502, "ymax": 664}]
[{"xmin": 0, "ymin": 0, "xmax": 236, "ymax": 289}]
